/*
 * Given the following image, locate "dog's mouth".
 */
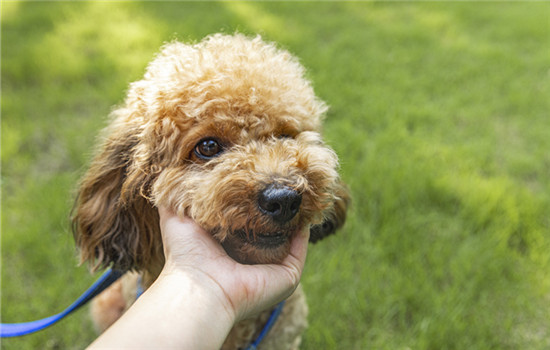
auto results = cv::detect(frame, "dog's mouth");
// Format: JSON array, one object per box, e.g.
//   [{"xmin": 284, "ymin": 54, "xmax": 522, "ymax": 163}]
[
  {"xmin": 236, "ymin": 229, "xmax": 293, "ymax": 249},
  {"xmin": 217, "ymin": 226, "xmax": 301, "ymax": 264}
]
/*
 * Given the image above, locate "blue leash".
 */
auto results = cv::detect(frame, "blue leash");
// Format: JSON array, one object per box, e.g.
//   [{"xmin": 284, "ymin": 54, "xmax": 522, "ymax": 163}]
[
  {"xmin": 245, "ymin": 300, "xmax": 286, "ymax": 350},
  {"xmin": 0, "ymin": 269, "xmax": 123, "ymax": 338},
  {"xmin": 2, "ymin": 269, "xmax": 285, "ymax": 348}
]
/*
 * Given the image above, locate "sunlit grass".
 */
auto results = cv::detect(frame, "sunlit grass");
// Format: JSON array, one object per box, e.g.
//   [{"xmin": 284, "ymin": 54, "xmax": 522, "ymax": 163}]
[{"xmin": 2, "ymin": 2, "xmax": 549, "ymax": 349}]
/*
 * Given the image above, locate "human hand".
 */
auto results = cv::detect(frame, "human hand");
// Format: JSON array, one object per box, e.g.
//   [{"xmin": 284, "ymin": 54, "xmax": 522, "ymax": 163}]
[
  {"xmin": 88, "ymin": 208, "xmax": 309, "ymax": 349},
  {"xmin": 158, "ymin": 206, "xmax": 310, "ymax": 322}
]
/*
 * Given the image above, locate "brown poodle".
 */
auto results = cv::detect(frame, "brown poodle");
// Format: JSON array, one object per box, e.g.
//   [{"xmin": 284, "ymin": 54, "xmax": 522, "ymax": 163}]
[{"xmin": 72, "ymin": 33, "xmax": 349, "ymax": 350}]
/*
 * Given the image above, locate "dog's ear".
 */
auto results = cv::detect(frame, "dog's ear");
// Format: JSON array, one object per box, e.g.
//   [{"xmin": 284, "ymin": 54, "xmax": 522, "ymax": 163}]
[
  {"xmin": 72, "ymin": 116, "xmax": 162, "ymax": 273},
  {"xmin": 310, "ymin": 180, "xmax": 350, "ymax": 243}
]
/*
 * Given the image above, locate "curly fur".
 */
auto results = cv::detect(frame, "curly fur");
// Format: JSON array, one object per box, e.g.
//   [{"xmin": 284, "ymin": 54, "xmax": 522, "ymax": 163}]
[{"xmin": 73, "ymin": 34, "xmax": 349, "ymax": 349}]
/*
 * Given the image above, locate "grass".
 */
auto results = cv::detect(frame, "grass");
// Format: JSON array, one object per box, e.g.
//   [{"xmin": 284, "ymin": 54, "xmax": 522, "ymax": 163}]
[{"xmin": 2, "ymin": 1, "xmax": 549, "ymax": 349}]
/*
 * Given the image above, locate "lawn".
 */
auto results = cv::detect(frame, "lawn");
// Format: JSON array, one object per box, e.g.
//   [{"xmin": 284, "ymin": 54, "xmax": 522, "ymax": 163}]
[{"xmin": 2, "ymin": 2, "xmax": 549, "ymax": 349}]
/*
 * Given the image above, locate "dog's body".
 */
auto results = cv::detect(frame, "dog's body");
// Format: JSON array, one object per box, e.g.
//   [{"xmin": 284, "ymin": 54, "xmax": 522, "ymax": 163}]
[{"xmin": 73, "ymin": 34, "xmax": 349, "ymax": 349}]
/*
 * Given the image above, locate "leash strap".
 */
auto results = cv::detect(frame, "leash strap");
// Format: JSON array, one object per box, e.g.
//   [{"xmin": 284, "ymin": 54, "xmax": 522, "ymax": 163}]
[
  {"xmin": 245, "ymin": 300, "xmax": 286, "ymax": 350},
  {"xmin": 0, "ymin": 269, "xmax": 123, "ymax": 338},
  {"xmin": 3, "ymin": 269, "xmax": 285, "ymax": 346}
]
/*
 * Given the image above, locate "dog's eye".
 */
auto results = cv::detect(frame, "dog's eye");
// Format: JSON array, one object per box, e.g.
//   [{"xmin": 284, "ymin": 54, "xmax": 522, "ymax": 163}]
[{"xmin": 194, "ymin": 138, "xmax": 222, "ymax": 159}]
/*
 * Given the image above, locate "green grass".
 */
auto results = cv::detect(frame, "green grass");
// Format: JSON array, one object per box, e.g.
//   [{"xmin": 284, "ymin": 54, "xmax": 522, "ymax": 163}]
[{"xmin": 2, "ymin": 2, "xmax": 549, "ymax": 349}]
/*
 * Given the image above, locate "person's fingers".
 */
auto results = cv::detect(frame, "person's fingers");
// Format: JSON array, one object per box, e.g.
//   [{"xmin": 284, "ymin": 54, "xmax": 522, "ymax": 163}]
[
  {"xmin": 158, "ymin": 206, "xmax": 227, "ymax": 264},
  {"xmin": 276, "ymin": 226, "xmax": 310, "ymax": 287},
  {"xmin": 239, "ymin": 227, "xmax": 310, "ymax": 311},
  {"xmin": 287, "ymin": 226, "xmax": 310, "ymax": 268},
  {"xmin": 158, "ymin": 206, "xmax": 309, "ymax": 310},
  {"xmin": 157, "ymin": 205, "xmax": 172, "ymax": 227}
]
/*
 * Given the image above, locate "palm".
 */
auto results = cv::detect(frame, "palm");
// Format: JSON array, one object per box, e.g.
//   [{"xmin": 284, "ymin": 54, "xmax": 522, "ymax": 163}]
[{"xmin": 158, "ymin": 207, "xmax": 308, "ymax": 321}]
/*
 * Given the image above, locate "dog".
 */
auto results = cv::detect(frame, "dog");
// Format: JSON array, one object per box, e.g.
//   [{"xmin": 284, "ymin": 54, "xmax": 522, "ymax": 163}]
[{"xmin": 72, "ymin": 33, "xmax": 349, "ymax": 350}]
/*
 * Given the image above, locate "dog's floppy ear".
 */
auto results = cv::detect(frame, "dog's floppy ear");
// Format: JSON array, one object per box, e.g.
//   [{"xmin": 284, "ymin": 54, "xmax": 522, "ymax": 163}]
[
  {"xmin": 72, "ymin": 113, "xmax": 162, "ymax": 273},
  {"xmin": 310, "ymin": 180, "xmax": 350, "ymax": 243}
]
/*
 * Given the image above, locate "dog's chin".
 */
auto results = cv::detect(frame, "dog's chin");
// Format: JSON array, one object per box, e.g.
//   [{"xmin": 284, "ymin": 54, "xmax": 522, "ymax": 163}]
[{"xmin": 220, "ymin": 228, "xmax": 298, "ymax": 264}]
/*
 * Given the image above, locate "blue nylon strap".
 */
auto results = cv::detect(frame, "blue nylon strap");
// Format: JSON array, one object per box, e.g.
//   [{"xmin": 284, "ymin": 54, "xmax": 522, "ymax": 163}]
[
  {"xmin": 245, "ymin": 300, "xmax": 286, "ymax": 350},
  {"xmin": 136, "ymin": 275, "xmax": 145, "ymax": 299},
  {"xmin": 3, "ymin": 269, "xmax": 284, "ymax": 346},
  {"xmin": 0, "ymin": 269, "xmax": 123, "ymax": 338}
]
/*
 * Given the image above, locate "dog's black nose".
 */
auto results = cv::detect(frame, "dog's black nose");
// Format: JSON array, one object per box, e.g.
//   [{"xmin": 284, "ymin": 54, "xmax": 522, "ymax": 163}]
[{"xmin": 258, "ymin": 185, "xmax": 302, "ymax": 224}]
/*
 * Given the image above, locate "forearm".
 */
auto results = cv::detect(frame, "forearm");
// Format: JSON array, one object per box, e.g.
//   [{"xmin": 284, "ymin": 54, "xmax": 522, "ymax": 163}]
[{"xmin": 88, "ymin": 272, "xmax": 235, "ymax": 349}]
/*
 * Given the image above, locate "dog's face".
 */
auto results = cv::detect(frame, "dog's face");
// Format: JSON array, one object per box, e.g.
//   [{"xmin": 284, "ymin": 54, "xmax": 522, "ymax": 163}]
[
  {"xmin": 154, "ymin": 122, "xmax": 340, "ymax": 264},
  {"xmin": 73, "ymin": 34, "xmax": 349, "ymax": 271}
]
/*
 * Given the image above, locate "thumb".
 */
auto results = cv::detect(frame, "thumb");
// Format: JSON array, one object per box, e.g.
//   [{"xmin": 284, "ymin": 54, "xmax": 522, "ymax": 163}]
[
  {"xmin": 280, "ymin": 226, "xmax": 310, "ymax": 288},
  {"xmin": 157, "ymin": 206, "xmax": 226, "ymax": 263}
]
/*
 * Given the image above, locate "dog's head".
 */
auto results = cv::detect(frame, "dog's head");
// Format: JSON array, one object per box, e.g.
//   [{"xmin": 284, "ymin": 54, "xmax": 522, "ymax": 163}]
[{"xmin": 72, "ymin": 34, "xmax": 350, "ymax": 272}]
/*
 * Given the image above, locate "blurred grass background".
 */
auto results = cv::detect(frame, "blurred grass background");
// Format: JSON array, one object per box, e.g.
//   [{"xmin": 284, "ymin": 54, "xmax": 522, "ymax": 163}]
[{"xmin": 2, "ymin": 1, "xmax": 549, "ymax": 349}]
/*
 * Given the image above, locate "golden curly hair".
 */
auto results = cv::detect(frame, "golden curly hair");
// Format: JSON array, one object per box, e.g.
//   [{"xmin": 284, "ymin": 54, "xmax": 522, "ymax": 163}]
[{"xmin": 73, "ymin": 34, "xmax": 349, "ymax": 275}]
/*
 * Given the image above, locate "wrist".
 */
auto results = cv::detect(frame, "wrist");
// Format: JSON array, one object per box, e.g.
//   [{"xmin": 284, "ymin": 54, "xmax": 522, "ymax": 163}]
[
  {"xmin": 154, "ymin": 267, "xmax": 237, "ymax": 327},
  {"xmin": 144, "ymin": 270, "xmax": 236, "ymax": 349},
  {"xmin": 90, "ymin": 268, "xmax": 237, "ymax": 349}
]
